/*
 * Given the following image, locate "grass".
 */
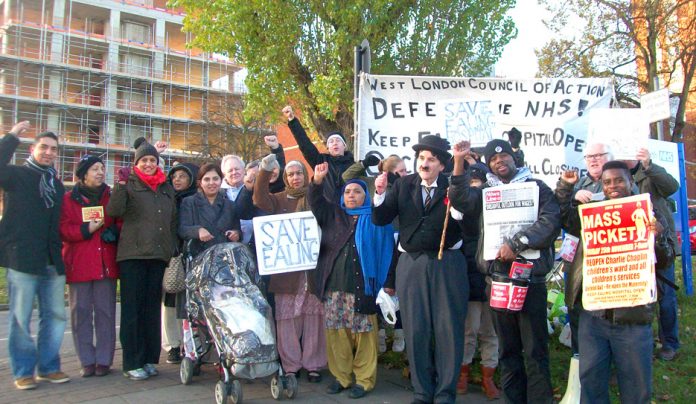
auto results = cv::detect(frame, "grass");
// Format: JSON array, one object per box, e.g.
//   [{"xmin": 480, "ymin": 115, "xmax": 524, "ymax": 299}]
[{"xmin": 378, "ymin": 255, "xmax": 696, "ymax": 402}]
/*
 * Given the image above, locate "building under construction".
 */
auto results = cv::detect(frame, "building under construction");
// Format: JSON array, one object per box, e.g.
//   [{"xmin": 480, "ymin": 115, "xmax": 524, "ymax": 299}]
[{"xmin": 0, "ymin": 0, "xmax": 247, "ymax": 184}]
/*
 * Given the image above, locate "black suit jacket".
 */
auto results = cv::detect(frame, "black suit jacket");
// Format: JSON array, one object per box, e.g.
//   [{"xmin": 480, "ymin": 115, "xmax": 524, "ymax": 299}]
[{"xmin": 372, "ymin": 173, "xmax": 463, "ymax": 254}]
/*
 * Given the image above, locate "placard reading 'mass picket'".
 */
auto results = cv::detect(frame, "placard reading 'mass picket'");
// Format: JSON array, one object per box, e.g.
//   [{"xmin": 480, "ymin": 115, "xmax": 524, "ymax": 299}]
[
  {"xmin": 253, "ymin": 211, "xmax": 321, "ymax": 275},
  {"xmin": 579, "ymin": 194, "xmax": 657, "ymax": 310}
]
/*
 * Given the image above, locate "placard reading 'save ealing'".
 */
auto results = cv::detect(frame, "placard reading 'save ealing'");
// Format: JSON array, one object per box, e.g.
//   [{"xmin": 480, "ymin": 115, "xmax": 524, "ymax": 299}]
[
  {"xmin": 357, "ymin": 74, "xmax": 614, "ymax": 188},
  {"xmin": 252, "ymin": 211, "xmax": 321, "ymax": 275}
]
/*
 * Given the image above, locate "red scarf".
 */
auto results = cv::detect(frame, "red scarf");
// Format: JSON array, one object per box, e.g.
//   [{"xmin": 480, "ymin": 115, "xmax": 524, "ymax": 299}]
[{"xmin": 133, "ymin": 166, "xmax": 166, "ymax": 191}]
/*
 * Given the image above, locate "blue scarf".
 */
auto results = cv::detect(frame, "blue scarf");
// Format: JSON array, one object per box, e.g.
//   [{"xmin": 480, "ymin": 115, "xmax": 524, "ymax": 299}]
[{"xmin": 341, "ymin": 180, "xmax": 394, "ymax": 296}]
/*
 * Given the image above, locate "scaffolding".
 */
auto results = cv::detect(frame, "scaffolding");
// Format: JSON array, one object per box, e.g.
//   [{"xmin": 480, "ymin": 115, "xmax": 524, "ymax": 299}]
[{"xmin": 0, "ymin": 0, "xmax": 248, "ymax": 185}]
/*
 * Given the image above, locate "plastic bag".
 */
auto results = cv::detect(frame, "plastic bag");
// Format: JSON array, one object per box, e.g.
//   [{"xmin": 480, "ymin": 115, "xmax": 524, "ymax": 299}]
[{"xmin": 376, "ymin": 288, "xmax": 400, "ymax": 325}]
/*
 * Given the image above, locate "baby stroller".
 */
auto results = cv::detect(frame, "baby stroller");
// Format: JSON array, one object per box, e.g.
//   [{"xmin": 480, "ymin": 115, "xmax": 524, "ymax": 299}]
[{"xmin": 179, "ymin": 242, "xmax": 298, "ymax": 403}]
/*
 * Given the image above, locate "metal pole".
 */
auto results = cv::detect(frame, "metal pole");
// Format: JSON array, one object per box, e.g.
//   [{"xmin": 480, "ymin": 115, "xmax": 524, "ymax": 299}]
[
  {"xmin": 677, "ymin": 142, "xmax": 693, "ymax": 296},
  {"xmin": 653, "ymin": 77, "xmax": 665, "ymax": 141}
]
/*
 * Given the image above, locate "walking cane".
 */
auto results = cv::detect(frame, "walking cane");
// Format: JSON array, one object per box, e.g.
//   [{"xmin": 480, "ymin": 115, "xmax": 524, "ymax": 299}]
[{"xmin": 438, "ymin": 198, "xmax": 452, "ymax": 260}]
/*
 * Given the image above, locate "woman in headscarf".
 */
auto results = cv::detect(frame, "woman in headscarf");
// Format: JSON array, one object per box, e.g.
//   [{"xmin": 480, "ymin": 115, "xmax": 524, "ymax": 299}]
[
  {"xmin": 178, "ymin": 163, "xmax": 241, "ymax": 254},
  {"xmin": 60, "ymin": 155, "xmax": 119, "ymax": 377},
  {"xmin": 253, "ymin": 155, "xmax": 326, "ymax": 383},
  {"xmin": 106, "ymin": 138, "xmax": 177, "ymax": 381},
  {"xmin": 161, "ymin": 163, "xmax": 199, "ymax": 365},
  {"xmin": 308, "ymin": 162, "xmax": 394, "ymax": 399}
]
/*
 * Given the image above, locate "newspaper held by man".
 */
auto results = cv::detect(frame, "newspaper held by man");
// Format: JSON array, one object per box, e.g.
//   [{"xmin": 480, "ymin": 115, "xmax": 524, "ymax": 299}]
[{"xmin": 482, "ymin": 182, "xmax": 540, "ymax": 260}]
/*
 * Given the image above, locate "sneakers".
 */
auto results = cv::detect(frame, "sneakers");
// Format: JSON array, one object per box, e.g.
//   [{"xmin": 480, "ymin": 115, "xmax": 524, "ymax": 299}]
[
  {"xmin": 143, "ymin": 363, "xmax": 159, "ymax": 376},
  {"xmin": 392, "ymin": 329, "xmax": 405, "ymax": 352},
  {"xmin": 36, "ymin": 371, "xmax": 70, "ymax": 384},
  {"xmin": 14, "ymin": 377, "xmax": 37, "ymax": 390},
  {"xmin": 123, "ymin": 368, "xmax": 149, "ymax": 381},
  {"xmin": 378, "ymin": 329, "xmax": 387, "ymax": 353},
  {"xmin": 307, "ymin": 371, "xmax": 322, "ymax": 383},
  {"xmin": 167, "ymin": 347, "xmax": 182, "ymax": 364}
]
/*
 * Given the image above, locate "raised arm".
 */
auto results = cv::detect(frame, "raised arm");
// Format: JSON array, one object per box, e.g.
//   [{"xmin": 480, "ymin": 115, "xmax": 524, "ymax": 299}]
[
  {"xmin": 253, "ymin": 156, "xmax": 279, "ymax": 214},
  {"xmin": 283, "ymin": 105, "xmax": 323, "ymax": 167},
  {"xmin": 308, "ymin": 163, "xmax": 336, "ymax": 227},
  {"xmin": 0, "ymin": 121, "xmax": 30, "ymax": 188},
  {"xmin": 635, "ymin": 149, "xmax": 679, "ymax": 198}
]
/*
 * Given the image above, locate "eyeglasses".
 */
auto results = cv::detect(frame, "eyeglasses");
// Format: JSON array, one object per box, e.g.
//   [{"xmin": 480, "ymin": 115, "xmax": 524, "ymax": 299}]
[{"xmin": 584, "ymin": 153, "xmax": 608, "ymax": 161}]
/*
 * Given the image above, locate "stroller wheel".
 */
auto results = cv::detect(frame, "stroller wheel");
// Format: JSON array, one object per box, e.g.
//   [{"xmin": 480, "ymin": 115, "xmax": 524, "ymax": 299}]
[
  {"xmin": 180, "ymin": 358, "xmax": 194, "ymax": 385},
  {"xmin": 284, "ymin": 373, "xmax": 298, "ymax": 399},
  {"xmin": 270, "ymin": 375, "xmax": 283, "ymax": 400},
  {"xmin": 215, "ymin": 380, "xmax": 228, "ymax": 404},
  {"xmin": 229, "ymin": 379, "xmax": 243, "ymax": 403}
]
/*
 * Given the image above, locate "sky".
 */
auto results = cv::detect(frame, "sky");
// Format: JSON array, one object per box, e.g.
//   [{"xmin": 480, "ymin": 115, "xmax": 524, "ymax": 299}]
[{"xmin": 494, "ymin": 0, "xmax": 553, "ymax": 78}]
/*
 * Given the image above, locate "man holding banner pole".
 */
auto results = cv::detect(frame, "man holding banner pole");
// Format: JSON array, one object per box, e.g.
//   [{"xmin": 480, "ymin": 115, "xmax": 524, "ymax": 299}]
[
  {"xmin": 557, "ymin": 161, "xmax": 673, "ymax": 403},
  {"xmin": 372, "ymin": 135, "xmax": 468, "ymax": 404},
  {"xmin": 449, "ymin": 139, "xmax": 559, "ymax": 404}
]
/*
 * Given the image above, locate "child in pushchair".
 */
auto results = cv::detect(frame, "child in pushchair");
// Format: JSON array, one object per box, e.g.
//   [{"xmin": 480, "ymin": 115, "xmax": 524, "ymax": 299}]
[{"xmin": 179, "ymin": 242, "xmax": 298, "ymax": 404}]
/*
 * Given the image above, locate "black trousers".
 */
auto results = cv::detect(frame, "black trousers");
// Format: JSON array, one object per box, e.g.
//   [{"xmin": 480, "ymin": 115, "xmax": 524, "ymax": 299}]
[
  {"xmin": 397, "ymin": 250, "xmax": 468, "ymax": 404},
  {"xmin": 119, "ymin": 259, "xmax": 166, "ymax": 372},
  {"xmin": 491, "ymin": 282, "xmax": 553, "ymax": 404}
]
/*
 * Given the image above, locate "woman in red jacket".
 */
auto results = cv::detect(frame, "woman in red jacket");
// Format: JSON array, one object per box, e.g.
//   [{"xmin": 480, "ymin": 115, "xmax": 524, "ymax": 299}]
[{"xmin": 60, "ymin": 155, "xmax": 119, "ymax": 378}]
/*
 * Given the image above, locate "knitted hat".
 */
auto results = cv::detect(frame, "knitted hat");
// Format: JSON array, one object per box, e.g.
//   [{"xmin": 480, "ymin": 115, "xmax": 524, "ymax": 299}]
[
  {"xmin": 468, "ymin": 162, "xmax": 489, "ymax": 182},
  {"xmin": 133, "ymin": 137, "xmax": 159, "ymax": 164},
  {"xmin": 75, "ymin": 154, "xmax": 103, "ymax": 181},
  {"xmin": 412, "ymin": 135, "xmax": 452, "ymax": 164},
  {"xmin": 483, "ymin": 139, "xmax": 514, "ymax": 168},
  {"xmin": 326, "ymin": 131, "xmax": 347, "ymax": 146}
]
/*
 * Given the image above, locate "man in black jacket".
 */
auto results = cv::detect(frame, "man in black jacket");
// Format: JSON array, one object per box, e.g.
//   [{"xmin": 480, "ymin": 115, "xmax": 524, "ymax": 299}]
[
  {"xmin": 557, "ymin": 161, "xmax": 672, "ymax": 403},
  {"xmin": 449, "ymin": 139, "xmax": 560, "ymax": 404},
  {"xmin": 282, "ymin": 105, "xmax": 354, "ymax": 198},
  {"xmin": 372, "ymin": 135, "xmax": 468, "ymax": 404},
  {"xmin": 0, "ymin": 121, "xmax": 70, "ymax": 390}
]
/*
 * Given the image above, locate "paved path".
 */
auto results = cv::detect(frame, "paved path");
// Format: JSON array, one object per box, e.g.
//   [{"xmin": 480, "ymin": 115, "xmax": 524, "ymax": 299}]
[{"xmin": 0, "ymin": 308, "xmax": 491, "ymax": 403}]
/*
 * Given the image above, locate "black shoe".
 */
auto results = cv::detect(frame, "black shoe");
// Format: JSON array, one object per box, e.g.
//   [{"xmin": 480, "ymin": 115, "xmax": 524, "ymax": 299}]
[
  {"xmin": 166, "ymin": 347, "xmax": 181, "ymax": 364},
  {"xmin": 326, "ymin": 379, "xmax": 347, "ymax": 394},
  {"xmin": 657, "ymin": 347, "xmax": 677, "ymax": 361},
  {"xmin": 307, "ymin": 371, "xmax": 322, "ymax": 383},
  {"xmin": 349, "ymin": 384, "xmax": 367, "ymax": 399}
]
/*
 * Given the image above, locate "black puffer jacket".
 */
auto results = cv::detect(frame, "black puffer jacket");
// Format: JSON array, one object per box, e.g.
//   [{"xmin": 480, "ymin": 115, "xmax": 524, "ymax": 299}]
[{"xmin": 449, "ymin": 170, "xmax": 561, "ymax": 283}]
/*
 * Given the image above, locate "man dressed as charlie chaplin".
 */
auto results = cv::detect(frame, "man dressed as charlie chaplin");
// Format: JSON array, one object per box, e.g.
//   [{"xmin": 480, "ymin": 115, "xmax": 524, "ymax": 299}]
[{"xmin": 372, "ymin": 135, "xmax": 469, "ymax": 404}]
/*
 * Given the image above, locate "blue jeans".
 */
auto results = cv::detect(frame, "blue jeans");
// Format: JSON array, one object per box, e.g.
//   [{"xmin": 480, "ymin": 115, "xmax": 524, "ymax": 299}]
[
  {"xmin": 7, "ymin": 267, "xmax": 67, "ymax": 378},
  {"xmin": 657, "ymin": 263, "xmax": 679, "ymax": 351},
  {"xmin": 579, "ymin": 310, "xmax": 652, "ymax": 404}
]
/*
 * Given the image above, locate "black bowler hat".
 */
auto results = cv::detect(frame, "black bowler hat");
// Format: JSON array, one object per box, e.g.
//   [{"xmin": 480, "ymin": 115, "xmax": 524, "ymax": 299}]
[{"xmin": 412, "ymin": 135, "xmax": 452, "ymax": 164}]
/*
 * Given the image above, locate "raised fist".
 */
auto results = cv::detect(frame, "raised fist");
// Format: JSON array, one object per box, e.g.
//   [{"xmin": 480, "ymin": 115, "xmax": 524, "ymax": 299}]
[
  {"xmin": 264, "ymin": 135, "xmax": 280, "ymax": 149},
  {"xmin": 9, "ymin": 121, "xmax": 31, "ymax": 137},
  {"xmin": 561, "ymin": 169, "xmax": 579, "ymax": 185},
  {"xmin": 375, "ymin": 172, "xmax": 388, "ymax": 195},
  {"xmin": 313, "ymin": 162, "xmax": 329, "ymax": 184},
  {"xmin": 453, "ymin": 140, "xmax": 471, "ymax": 158},
  {"xmin": 282, "ymin": 105, "xmax": 295, "ymax": 121}
]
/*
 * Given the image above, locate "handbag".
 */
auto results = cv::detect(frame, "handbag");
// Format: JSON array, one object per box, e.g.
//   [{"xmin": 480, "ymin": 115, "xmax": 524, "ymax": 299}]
[{"xmin": 162, "ymin": 255, "xmax": 186, "ymax": 293}]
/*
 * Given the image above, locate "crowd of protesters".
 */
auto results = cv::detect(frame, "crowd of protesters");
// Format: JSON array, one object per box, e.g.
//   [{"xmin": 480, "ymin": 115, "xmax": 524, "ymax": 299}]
[{"xmin": 0, "ymin": 107, "xmax": 681, "ymax": 404}]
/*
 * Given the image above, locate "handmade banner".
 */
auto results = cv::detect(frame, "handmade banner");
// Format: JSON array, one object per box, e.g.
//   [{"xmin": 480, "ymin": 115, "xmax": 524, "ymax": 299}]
[
  {"xmin": 579, "ymin": 193, "xmax": 657, "ymax": 310},
  {"xmin": 357, "ymin": 74, "xmax": 614, "ymax": 187},
  {"xmin": 253, "ymin": 211, "xmax": 321, "ymax": 275}
]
